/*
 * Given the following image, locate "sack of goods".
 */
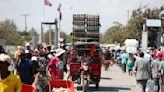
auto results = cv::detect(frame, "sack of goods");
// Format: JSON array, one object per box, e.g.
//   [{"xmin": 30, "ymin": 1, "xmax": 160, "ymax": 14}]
[
  {"xmin": 145, "ymin": 79, "xmax": 158, "ymax": 92},
  {"xmin": 124, "ymin": 39, "xmax": 139, "ymax": 47},
  {"xmin": 126, "ymin": 47, "xmax": 138, "ymax": 54},
  {"xmin": 52, "ymin": 87, "xmax": 69, "ymax": 92}
]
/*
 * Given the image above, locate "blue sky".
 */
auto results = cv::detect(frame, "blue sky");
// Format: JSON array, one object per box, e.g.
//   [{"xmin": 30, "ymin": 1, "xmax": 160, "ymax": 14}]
[{"xmin": 0, "ymin": 0, "xmax": 163, "ymax": 34}]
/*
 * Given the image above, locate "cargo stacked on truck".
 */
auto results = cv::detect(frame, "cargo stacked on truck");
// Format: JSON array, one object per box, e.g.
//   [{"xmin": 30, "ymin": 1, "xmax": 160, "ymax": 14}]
[
  {"xmin": 72, "ymin": 14, "xmax": 100, "ymax": 55},
  {"xmin": 72, "ymin": 14, "xmax": 101, "ymax": 91}
]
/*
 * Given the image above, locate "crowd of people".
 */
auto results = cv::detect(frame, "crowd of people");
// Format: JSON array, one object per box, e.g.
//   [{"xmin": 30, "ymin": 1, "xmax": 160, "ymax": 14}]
[
  {"xmin": 0, "ymin": 42, "xmax": 71, "ymax": 92},
  {"xmin": 1, "ymin": 41, "xmax": 164, "ymax": 92},
  {"xmin": 0, "ymin": 42, "xmax": 104, "ymax": 92},
  {"xmin": 104, "ymin": 47, "xmax": 164, "ymax": 92},
  {"xmin": 0, "ymin": 42, "xmax": 107, "ymax": 92}
]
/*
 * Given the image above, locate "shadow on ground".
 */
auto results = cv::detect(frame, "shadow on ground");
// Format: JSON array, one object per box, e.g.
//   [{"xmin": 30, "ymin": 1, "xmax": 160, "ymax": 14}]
[
  {"xmin": 76, "ymin": 86, "xmax": 131, "ymax": 92},
  {"xmin": 100, "ymin": 77, "xmax": 112, "ymax": 80},
  {"xmin": 88, "ymin": 86, "xmax": 131, "ymax": 92}
]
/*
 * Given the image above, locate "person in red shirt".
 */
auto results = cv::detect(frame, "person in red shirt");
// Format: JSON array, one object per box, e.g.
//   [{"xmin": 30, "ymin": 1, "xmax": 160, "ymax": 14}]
[
  {"xmin": 153, "ymin": 49, "xmax": 157, "ymax": 59},
  {"xmin": 157, "ymin": 50, "xmax": 162, "ymax": 61},
  {"xmin": 47, "ymin": 48, "xmax": 65, "ymax": 79}
]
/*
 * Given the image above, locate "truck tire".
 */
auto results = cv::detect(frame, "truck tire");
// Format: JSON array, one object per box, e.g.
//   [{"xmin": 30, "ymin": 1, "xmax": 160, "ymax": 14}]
[{"xmin": 96, "ymin": 82, "xmax": 99, "ymax": 89}]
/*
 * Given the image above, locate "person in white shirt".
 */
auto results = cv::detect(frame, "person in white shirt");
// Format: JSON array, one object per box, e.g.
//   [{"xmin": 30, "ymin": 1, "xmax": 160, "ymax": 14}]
[{"xmin": 144, "ymin": 50, "xmax": 153, "ymax": 62}]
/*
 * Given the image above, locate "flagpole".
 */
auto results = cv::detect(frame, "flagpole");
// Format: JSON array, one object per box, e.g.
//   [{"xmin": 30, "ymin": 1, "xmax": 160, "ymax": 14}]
[
  {"xmin": 58, "ymin": 3, "xmax": 62, "ymax": 47},
  {"xmin": 40, "ymin": 8, "xmax": 43, "ymax": 43},
  {"xmin": 58, "ymin": 19, "xmax": 60, "ymax": 47},
  {"xmin": 40, "ymin": 0, "xmax": 45, "ymax": 43},
  {"xmin": 40, "ymin": 0, "xmax": 53, "ymax": 44}
]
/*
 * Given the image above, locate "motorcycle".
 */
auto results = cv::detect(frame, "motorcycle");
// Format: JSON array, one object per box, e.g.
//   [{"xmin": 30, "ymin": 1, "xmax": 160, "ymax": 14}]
[
  {"xmin": 81, "ymin": 62, "xmax": 90, "ymax": 92},
  {"xmin": 79, "ymin": 62, "xmax": 101, "ymax": 92}
]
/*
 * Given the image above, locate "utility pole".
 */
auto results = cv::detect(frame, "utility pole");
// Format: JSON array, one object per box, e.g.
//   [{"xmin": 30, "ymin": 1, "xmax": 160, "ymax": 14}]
[{"xmin": 21, "ymin": 14, "xmax": 30, "ymax": 32}]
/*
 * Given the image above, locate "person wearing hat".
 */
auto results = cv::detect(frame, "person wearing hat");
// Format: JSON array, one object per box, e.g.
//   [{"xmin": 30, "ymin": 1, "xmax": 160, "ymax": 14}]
[
  {"xmin": 31, "ymin": 56, "xmax": 40, "ymax": 89},
  {"xmin": 48, "ymin": 48, "xmax": 65, "ymax": 79},
  {"xmin": 144, "ymin": 50, "xmax": 153, "ymax": 62},
  {"xmin": 25, "ymin": 42, "xmax": 31, "ymax": 51},
  {"xmin": 25, "ymin": 50, "xmax": 32, "ymax": 60},
  {"xmin": 0, "ymin": 54, "xmax": 22, "ymax": 92}
]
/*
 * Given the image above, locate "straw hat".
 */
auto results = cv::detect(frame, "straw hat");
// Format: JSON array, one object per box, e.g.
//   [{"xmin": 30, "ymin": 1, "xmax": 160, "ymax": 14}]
[
  {"xmin": 0, "ymin": 54, "xmax": 11, "ymax": 62},
  {"xmin": 25, "ymin": 42, "xmax": 30, "ymax": 46},
  {"xmin": 34, "ymin": 49, "xmax": 39, "ymax": 52},
  {"xmin": 47, "ymin": 54, "xmax": 53, "ymax": 59},
  {"xmin": 25, "ymin": 50, "xmax": 30, "ymax": 54},
  {"xmin": 55, "ymin": 48, "xmax": 65, "ymax": 57},
  {"xmin": 31, "ymin": 56, "xmax": 37, "ymax": 61}
]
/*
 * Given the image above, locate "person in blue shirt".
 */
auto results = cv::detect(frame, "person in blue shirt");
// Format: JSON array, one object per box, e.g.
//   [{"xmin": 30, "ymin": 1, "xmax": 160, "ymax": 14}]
[
  {"xmin": 17, "ymin": 52, "xmax": 33, "ymax": 85},
  {"xmin": 120, "ymin": 50, "xmax": 128, "ymax": 73},
  {"xmin": 127, "ymin": 53, "xmax": 135, "ymax": 76}
]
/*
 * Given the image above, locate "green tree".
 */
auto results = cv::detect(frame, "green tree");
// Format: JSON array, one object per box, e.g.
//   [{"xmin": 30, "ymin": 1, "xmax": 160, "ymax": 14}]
[
  {"xmin": 44, "ymin": 29, "xmax": 54, "ymax": 44},
  {"xmin": 29, "ymin": 28, "xmax": 39, "ymax": 48},
  {"xmin": 126, "ymin": 6, "xmax": 164, "ymax": 47},
  {"xmin": 66, "ymin": 34, "xmax": 72, "ymax": 43},
  {"xmin": 103, "ymin": 5, "xmax": 164, "ymax": 46},
  {"xmin": 103, "ymin": 22, "xmax": 125, "ymax": 45},
  {"xmin": 0, "ymin": 19, "xmax": 24, "ymax": 45}
]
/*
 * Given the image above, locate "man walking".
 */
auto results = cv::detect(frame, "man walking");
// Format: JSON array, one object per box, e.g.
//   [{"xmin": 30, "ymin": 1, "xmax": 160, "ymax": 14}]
[{"xmin": 133, "ymin": 52, "xmax": 151, "ymax": 92}]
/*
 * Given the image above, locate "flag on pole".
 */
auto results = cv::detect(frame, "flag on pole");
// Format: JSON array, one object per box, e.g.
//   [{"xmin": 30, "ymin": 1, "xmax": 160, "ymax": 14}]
[{"xmin": 44, "ymin": 0, "xmax": 52, "ymax": 7}]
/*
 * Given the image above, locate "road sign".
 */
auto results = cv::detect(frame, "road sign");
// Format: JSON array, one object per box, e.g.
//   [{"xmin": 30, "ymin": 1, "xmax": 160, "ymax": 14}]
[{"xmin": 146, "ymin": 19, "xmax": 161, "ymax": 27}]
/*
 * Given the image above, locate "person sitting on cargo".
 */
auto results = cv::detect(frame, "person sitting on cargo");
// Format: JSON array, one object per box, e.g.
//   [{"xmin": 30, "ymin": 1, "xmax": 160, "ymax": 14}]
[
  {"xmin": 67, "ymin": 51, "xmax": 78, "ymax": 63},
  {"xmin": 89, "ymin": 51, "xmax": 103, "ymax": 64}
]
